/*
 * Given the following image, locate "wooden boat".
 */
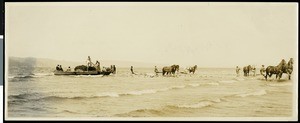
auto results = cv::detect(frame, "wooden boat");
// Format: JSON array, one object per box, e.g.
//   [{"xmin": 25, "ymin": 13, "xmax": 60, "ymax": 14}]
[{"xmin": 54, "ymin": 70, "xmax": 111, "ymax": 76}]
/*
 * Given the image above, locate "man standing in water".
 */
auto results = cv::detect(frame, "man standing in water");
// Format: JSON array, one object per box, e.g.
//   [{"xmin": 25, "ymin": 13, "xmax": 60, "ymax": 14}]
[
  {"xmin": 236, "ymin": 66, "xmax": 240, "ymax": 77},
  {"xmin": 154, "ymin": 66, "xmax": 159, "ymax": 76},
  {"xmin": 260, "ymin": 65, "xmax": 266, "ymax": 77},
  {"xmin": 130, "ymin": 66, "xmax": 135, "ymax": 74},
  {"xmin": 252, "ymin": 66, "xmax": 256, "ymax": 76},
  {"xmin": 113, "ymin": 65, "xmax": 116, "ymax": 74}
]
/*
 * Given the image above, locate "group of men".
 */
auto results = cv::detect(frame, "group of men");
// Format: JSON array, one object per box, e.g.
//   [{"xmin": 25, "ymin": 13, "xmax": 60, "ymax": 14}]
[
  {"xmin": 56, "ymin": 65, "xmax": 63, "ymax": 71},
  {"xmin": 56, "ymin": 65, "xmax": 71, "ymax": 72},
  {"xmin": 87, "ymin": 56, "xmax": 117, "ymax": 73},
  {"xmin": 86, "ymin": 56, "xmax": 101, "ymax": 71},
  {"xmin": 235, "ymin": 65, "xmax": 266, "ymax": 77}
]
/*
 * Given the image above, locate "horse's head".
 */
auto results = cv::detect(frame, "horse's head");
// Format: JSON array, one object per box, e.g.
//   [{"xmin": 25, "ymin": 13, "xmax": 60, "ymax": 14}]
[
  {"xmin": 279, "ymin": 59, "xmax": 287, "ymax": 66},
  {"xmin": 175, "ymin": 65, "xmax": 179, "ymax": 72},
  {"xmin": 247, "ymin": 65, "xmax": 252, "ymax": 70},
  {"xmin": 288, "ymin": 58, "xmax": 294, "ymax": 65},
  {"xmin": 277, "ymin": 59, "xmax": 287, "ymax": 70}
]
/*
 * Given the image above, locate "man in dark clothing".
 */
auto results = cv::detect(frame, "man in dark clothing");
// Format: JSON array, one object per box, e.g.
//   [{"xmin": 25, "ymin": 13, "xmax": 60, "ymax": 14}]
[
  {"xmin": 56, "ymin": 65, "xmax": 60, "ymax": 71},
  {"xmin": 130, "ymin": 66, "xmax": 135, "ymax": 74}
]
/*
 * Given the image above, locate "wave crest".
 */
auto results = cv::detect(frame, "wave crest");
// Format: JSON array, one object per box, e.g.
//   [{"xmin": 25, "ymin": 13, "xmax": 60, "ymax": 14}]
[
  {"xmin": 174, "ymin": 101, "xmax": 213, "ymax": 109},
  {"xmin": 236, "ymin": 90, "xmax": 267, "ymax": 97}
]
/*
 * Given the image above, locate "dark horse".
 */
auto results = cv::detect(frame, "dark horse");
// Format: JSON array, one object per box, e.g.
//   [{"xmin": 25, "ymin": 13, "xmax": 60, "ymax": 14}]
[
  {"xmin": 162, "ymin": 64, "xmax": 179, "ymax": 76},
  {"xmin": 281, "ymin": 58, "xmax": 294, "ymax": 80},
  {"xmin": 265, "ymin": 59, "xmax": 286, "ymax": 81},
  {"xmin": 187, "ymin": 65, "xmax": 197, "ymax": 74},
  {"xmin": 243, "ymin": 65, "xmax": 252, "ymax": 76}
]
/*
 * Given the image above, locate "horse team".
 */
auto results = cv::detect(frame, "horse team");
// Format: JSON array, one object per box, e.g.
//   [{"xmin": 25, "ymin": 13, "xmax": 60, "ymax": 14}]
[
  {"xmin": 243, "ymin": 58, "xmax": 294, "ymax": 81},
  {"xmin": 265, "ymin": 58, "xmax": 294, "ymax": 81},
  {"xmin": 161, "ymin": 65, "xmax": 197, "ymax": 76}
]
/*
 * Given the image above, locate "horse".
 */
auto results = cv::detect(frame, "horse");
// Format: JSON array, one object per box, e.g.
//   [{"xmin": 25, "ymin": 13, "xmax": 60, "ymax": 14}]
[
  {"xmin": 187, "ymin": 65, "xmax": 197, "ymax": 74},
  {"xmin": 110, "ymin": 65, "xmax": 116, "ymax": 74},
  {"xmin": 265, "ymin": 59, "xmax": 286, "ymax": 81},
  {"xmin": 281, "ymin": 58, "xmax": 294, "ymax": 80},
  {"xmin": 171, "ymin": 65, "xmax": 179, "ymax": 75},
  {"xmin": 243, "ymin": 65, "xmax": 252, "ymax": 76},
  {"xmin": 162, "ymin": 64, "xmax": 179, "ymax": 76}
]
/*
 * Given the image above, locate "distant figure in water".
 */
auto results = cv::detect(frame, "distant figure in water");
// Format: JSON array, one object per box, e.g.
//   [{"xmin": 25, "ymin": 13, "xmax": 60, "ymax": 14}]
[
  {"xmin": 131, "ymin": 66, "xmax": 135, "ymax": 74},
  {"xmin": 111, "ymin": 65, "xmax": 116, "ymax": 74},
  {"xmin": 66, "ymin": 66, "xmax": 71, "ymax": 72},
  {"xmin": 236, "ymin": 66, "xmax": 241, "ymax": 76},
  {"xmin": 252, "ymin": 66, "xmax": 256, "ymax": 76},
  {"xmin": 260, "ymin": 65, "xmax": 266, "ymax": 76},
  {"xmin": 154, "ymin": 66, "xmax": 159, "ymax": 75},
  {"xmin": 113, "ymin": 65, "xmax": 116, "ymax": 74}
]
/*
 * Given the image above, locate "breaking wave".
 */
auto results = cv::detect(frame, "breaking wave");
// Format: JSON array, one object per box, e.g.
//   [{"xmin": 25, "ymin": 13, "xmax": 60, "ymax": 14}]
[
  {"xmin": 169, "ymin": 101, "xmax": 213, "ymax": 109},
  {"xmin": 12, "ymin": 75, "xmax": 35, "ymax": 79},
  {"xmin": 267, "ymin": 83, "xmax": 292, "ymax": 87},
  {"xmin": 114, "ymin": 98, "xmax": 222, "ymax": 117},
  {"xmin": 8, "ymin": 82, "xmax": 223, "ymax": 104},
  {"xmin": 235, "ymin": 89, "xmax": 267, "ymax": 97},
  {"xmin": 9, "ymin": 73, "xmax": 53, "ymax": 79},
  {"xmin": 188, "ymin": 82, "xmax": 219, "ymax": 87},
  {"xmin": 219, "ymin": 80, "xmax": 237, "ymax": 83}
]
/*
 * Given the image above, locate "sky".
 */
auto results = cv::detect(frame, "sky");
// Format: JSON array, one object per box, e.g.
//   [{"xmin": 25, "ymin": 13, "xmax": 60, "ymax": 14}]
[{"xmin": 5, "ymin": 2, "xmax": 298, "ymax": 68}]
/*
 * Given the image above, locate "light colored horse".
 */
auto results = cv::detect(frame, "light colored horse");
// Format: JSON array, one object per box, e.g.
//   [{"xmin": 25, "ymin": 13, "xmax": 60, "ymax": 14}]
[{"xmin": 162, "ymin": 65, "xmax": 179, "ymax": 76}]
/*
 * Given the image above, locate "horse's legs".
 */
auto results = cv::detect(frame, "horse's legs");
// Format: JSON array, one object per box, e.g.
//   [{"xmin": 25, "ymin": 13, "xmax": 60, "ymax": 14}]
[
  {"xmin": 264, "ymin": 72, "xmax": 268, "ymax": 81},
  {"xmin": 278, "ymin": 73, "xmax": 282, "ymax": 80},
  {"xmin": 276, "ymin": 73, "xmax": 282, "ymax": 80},
  {"xmin": 288, "ymin": 71, "xmax": 291, "ymax": 80},
  {"xmin": 269, "ymin": 73, "xmax": 273, "ymax": 81}
]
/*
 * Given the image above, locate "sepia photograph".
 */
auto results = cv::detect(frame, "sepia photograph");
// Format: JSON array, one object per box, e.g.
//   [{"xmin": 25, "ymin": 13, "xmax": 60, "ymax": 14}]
[{"xmin": 4, "ymin": 2, "xmax": 298, "ymax": 121}]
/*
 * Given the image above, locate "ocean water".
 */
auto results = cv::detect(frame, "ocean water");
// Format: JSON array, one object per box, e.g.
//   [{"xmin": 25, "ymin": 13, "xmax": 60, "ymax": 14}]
[{"xmin": 6, "ymin": 66, "xmax": 295, "ymax": 119}]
